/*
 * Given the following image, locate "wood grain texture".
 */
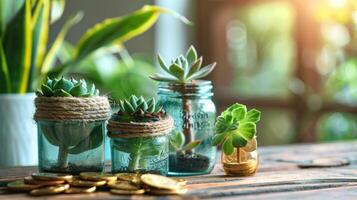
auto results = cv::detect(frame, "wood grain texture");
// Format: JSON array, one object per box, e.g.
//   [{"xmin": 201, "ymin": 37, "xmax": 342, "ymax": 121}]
[{"xmin": 1, "ymin": 141, "xmax": 357, "ymax": 199}]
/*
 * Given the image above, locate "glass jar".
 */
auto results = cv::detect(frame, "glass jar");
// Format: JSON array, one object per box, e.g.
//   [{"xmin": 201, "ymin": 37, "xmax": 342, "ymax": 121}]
[
  {"xmin": 110, "ymin": 136, "xmax": 169, "ymax": 175},
  {"xmin": 37, "ymin": 120, "xmax": 105, "ymax": 174},
  {"xmin": 158, "ymin": 81, "xmax": 217, "ymax": 176},
  {"xmin": 221, "ymin": 138, "xmax": 258, "ymax": 176}
]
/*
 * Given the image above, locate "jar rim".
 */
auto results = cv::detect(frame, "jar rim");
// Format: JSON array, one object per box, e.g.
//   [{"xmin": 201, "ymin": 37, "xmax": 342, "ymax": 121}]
[{"xmin": 158, "ymin": 80, "xmax": 213, "ymax": 97}]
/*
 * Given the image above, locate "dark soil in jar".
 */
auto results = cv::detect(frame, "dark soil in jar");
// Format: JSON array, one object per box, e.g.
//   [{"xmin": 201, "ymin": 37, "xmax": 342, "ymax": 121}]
[
  {"xmin": 169, "ymin": 153, "xmax": 210, "ymax": 172},
  {"xmin": 41, "ymin": 163, "xmax": 104, "ymax": 175}
]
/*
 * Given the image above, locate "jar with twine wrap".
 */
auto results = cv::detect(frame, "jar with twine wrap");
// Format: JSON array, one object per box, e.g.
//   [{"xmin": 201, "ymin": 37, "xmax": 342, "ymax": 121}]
[
  {"xmin": 34, "ymin": 96, "xmax": 111, "ymax": 173},
  {"xmin": 107, "ymin": 116, "xmax": 173, "ymax": 175}
]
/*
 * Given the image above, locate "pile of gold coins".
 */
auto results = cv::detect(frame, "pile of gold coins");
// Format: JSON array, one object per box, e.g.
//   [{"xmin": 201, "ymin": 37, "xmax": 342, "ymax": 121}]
[{"xmin": 6, "ymin": 172, "xmax": 187, "ymax": 196}]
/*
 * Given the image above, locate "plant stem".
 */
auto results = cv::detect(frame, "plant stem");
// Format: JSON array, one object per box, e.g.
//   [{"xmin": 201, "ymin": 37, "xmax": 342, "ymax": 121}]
[
  {"xmin": 128, "ymin": 153, "xmax": 141, "ymax": 171},
  {"xmin": 236, "ymin": 147, "xmax": 241, "ymax": 163},
  {"xmin": 57, "ymin": 146, "xmax": 69, "ymax": 169},
  {"xmin": 182, "ymin": 85, "xmax": 193, "ymax": 154}
]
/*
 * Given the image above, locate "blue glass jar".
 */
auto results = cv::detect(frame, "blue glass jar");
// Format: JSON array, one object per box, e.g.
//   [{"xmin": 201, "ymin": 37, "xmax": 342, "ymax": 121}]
[
  {"xmin": 37, "ymin": 121, "xmax": 105, "ymax": 174},
  {"xmin": 108, "ymin": 116, "xmax": 172, "ymax": 175},
  {"xmin": 158, "ymin": 80, "xmax": 217, "ymax": 176}
]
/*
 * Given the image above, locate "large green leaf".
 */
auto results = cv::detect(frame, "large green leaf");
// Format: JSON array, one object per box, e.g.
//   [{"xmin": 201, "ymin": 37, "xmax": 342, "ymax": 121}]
[
  {"xmin": 47, "ymin": 5, "xmax": 190, "ymax": 78},
  {"xmin": 0, "ymin": 37, "xmax": 10, "ymax": 93},
  {"xmin": 41, "ymin": 12, "xmax": 82, "ymax": 75},
  {"xmin": 3, "ymin": 0, "xmax": 32, "ymax": 93},
  {"xmin": 29, "ymin": 0, "xmax": 49, "ymax": 91},
  {"xmin": 0, "ymin": 0, "xmax": 25, "ymax": 35}
]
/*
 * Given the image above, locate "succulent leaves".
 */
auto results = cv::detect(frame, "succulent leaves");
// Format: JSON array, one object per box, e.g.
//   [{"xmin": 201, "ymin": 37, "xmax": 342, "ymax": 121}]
[
  {"xmin": 36, "ymin": 77, "xmax": 99, "ymax": 97},
  {"xmin": 213, "ymin": 103, "xmax": 261, "ymax": 155},
  {"xmin": 116, "ymin": 95, "xmax": 164, "ymax": 122},
  {"xmin": 150, "ymin": 46, "xmax": 216, "ymax": 83},
  {"xmin": 169, "ymin": 131, "xmax": 201, "ymax": 152}
]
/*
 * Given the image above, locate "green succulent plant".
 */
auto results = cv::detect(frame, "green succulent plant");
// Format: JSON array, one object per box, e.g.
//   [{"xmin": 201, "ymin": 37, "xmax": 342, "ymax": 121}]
[
  {"xmin": 36, "ymin": 76, "xmax": 99, "ymax": 97},
  {"xmin": 36, "ymin": 77, "xmax": 105, "ymax": 170},
  {"xmin": 212, "ymin": 103, "xmax": 261, "ymax": 156},
  {"xmin": 116, "ymin": 95, "xmax": 164, "ymax": 122},
  {"xmin": 150, "ymin": 46, "xmax": 216, "ymax": 83},
  {"xmin": 169, "ymin": 131, "xmax": 201, "ymax": 153}
]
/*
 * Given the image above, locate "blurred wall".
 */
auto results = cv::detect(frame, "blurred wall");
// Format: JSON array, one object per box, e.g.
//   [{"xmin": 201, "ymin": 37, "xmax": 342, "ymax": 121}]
[{"xmin": 50, "ymin": 0, "xmax": 155, "ymax": 54}]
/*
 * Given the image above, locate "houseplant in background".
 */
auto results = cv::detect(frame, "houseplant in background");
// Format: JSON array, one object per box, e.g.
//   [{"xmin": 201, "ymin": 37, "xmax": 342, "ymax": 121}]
[
  {"xmin": 107, "ymin": 95, "xmax": 173, "ymax": 175},
  {"xmin": 212, "ymin": 103, "xmax": 261, "ymax": 176},
  {"xmin": 34, "ymin": 77, "xmax": 110, "ymax": 173},
  {"xmin": 150, "ymin": 46, "xmax": 217, "ymax": 175},
  {"xmin": 0, "ymin": 0, "xmax": 189, "ymax": 166}
]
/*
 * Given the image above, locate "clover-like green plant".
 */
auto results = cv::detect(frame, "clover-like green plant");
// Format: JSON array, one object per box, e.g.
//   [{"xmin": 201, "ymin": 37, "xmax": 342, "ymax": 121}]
[
  {"xmin": 150, "ymin": 46, "xmax": 216, "ymax": 83},
  {"xmin": 116, "ymin": 95, "xmax": 164, "ymax": 122},
  {"xmin": 36, "ymin": 77, "xmax": 104, "ymax": 170},
  {"xmin": 36, "ymin": 76, "xmax": 99, "ymax": 97},
  {"xmin": 212, "ymin": 103, "xmax": 261, "ymax": 156},
  {"xmin": 169, "ymin": 131, "xmax": 201, "ymax": 153}
]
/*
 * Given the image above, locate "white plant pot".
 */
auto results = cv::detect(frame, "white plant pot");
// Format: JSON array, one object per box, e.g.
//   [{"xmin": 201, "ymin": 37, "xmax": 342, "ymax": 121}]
[{"xmin": 0, "ymin": 93, "xmax": 38, "ymax": 166}]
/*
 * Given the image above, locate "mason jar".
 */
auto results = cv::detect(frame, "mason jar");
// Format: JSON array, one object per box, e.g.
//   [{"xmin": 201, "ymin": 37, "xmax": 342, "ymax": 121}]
[
  {"xmin": 110, "ymin": 135, "xmax": 169, "ymax": 175},
  {"xmin": 221, "ymin": 137, "xmax": 258, "ymax": 176},
  {"xmin": 158, "ymin": 80, "xmax": 217, "ymax": 176},
  {"xmin": 37, "ymin": 120, "xmax": 106, "ymax": 174}
]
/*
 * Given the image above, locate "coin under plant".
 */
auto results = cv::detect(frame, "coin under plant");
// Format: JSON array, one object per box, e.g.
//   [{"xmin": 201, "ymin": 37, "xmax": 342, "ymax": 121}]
[
  {"xmin": 64, "ymin": 186, "xmax": 96, "ymax": 194},
  {"xmin": 148, "ymin": 188, "xmax": 188, "ymax": 195},
  {"xmin": 7, "ymin": 180, "xmax": 41, "ymax": 192},
  {"xmin": 140, "ymin": 174, "xmax": 181, "ymax": 191},
  {"xmin": 107, "ymin": 181, "xmax": 141, "ymax": 191},
  {"xmin": 80, "ymin": 172, "xmax": 117, "ymax": 182},
  {"xmin": 115, "ymin": 173, "xmax": 142, "ymax": 184},
  {"xmin": 110, "ymin": 189, "xmax": 145, "ymax": 195},
  {"xmin": 32, "ymin": 172, "xmax": 73, "ymax": 181},
  {"xmin": 29, "ymin": 184, "xmax": 70, "ymax": 196},
  {"xmin": 69, "ymin": 178, "xmax": 107, "ymax": 187},
  {"xmin": 24, "ymin": 176, "xmax": 65, "ymax": 186}
]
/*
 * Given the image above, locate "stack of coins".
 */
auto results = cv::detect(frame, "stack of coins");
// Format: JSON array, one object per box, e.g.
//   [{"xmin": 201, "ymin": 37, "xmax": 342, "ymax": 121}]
[{"xmin": 6, "ymin": 172, "xmax": 187, "ymax": 196}]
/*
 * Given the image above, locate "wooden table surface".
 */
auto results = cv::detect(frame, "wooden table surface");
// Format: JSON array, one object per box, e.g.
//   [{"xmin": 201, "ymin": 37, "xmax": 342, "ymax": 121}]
[{"xmin": 1, "ymin": 141, "xmax": 357, "ymax": 199}]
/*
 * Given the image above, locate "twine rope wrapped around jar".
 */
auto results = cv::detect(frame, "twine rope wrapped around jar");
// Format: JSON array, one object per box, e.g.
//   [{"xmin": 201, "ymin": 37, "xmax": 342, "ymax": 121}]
[
  {"xmin": 107, "ymin": 117, "xmax": 174, "ymax": 138},
  {"xmin": 34, "ymin": 96, "xmax": 111, "ymax": 122}
]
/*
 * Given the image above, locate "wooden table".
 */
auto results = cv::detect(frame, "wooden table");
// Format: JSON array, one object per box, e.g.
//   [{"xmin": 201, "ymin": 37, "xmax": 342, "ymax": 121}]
[{"xmin": 1, "ymin": 141, "xmax": 357, "ymax": 199}]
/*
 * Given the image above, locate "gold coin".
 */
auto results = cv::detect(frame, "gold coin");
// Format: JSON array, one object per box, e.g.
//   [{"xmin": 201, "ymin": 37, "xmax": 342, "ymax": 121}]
[
  {"xmin": 110, "ymin": 189, "xmax": 145, "ymax": 195},
  {"xmin": 173, "ymin": 178, "xmax": 187, "ymax": 186},
  {"xmin": 140, "ymin": 174, "xmax": 181, "ymax": 191},
  {"xmin": 64, "ymin": 186, "xmax": 96, "ymax": 194},
  {"xmin": 107, "ymin": 181, "xmax": 140, "ymax": 190},
  {"xmin": 242, "ymin": 138, "xmax": 257, "ymax": 152},
  {"xmin": 7, "ymin": 180, "xmax": 41, "ymax": 192},
  {"xmin": 29, "ymin": 184, "xmax": 69, "ymax": 196},
  {"xmin": 69, "ymin": 178, "xmax": 107, "ymax": 187},
  {"xmin": 32, "ymin": 172, "xmax": 73, "ymax": 181},
  {"xmin": 115, "ymin": 173, "xmax": 141, "ymax": 184},
  {"xmin": 24, "ymin": 176, "xmax": 65, "ymax": 186},
  {"xmin": 149, "ymin": 188, "xmax": 188, "ymax": 195},
  {"xmin": 80, "ymin": 172, "xmax": 117, "ymax": 182}
]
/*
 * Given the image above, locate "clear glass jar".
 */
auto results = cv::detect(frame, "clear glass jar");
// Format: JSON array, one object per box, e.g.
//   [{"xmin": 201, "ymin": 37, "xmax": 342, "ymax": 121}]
[
  {"xmin": 158, "ymin": 81, "xmax": 217, "ymax": 176},
  {"xmin": 221, "ymin": 138, "xmax": 258, "ymax": 176},
  {"xmin": 110, "ymin": 136, "xmax": 169, "ymax": 175},
  {"xmin": 37, "ymin": 121, "xmax": 105, "ymax": 174}
]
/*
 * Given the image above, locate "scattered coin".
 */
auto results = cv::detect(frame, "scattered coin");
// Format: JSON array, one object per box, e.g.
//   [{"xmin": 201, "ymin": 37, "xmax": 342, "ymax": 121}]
[
  {"xmin": 141, "ymin": 174, "xmax": 181, "ymax": 191},
  {"xmin": 173, "ymin": 178, "xmax": 187, "ymax": 186},
  {"xmin": 24, "ymin": 176, "xmax": 65, "ymax": 186},
  {"xmin": 115, "ymin": 173, "xmax": 141, "ymax": 184},
  {"xmin": 69, "ymin": 178, "xmax": 107, "ymax": 187},
  {"xmin": 32, "ymin": 172, "xmax": 73, "ymax": 181},
  {"xmin": 7, "ymin": 180, "xmax": 41, "ymax": 192},
  {"xmin": 80, "ymin": 172, "xmax": 117, "ymax": 182},
  {"xmin": 110, "ymin": 189, "xmax": 145, "ymax": 195},
  {"xmin": 64, "ymin": 186, "xmax": 96, "ymax": 194},
  {"xmin": 107, "ymin": 181, "xmax": 141, "ymax": 190},
  {"xmin": 148, "ymin": 188, "xmax": 188, "ymax": 195},
  {"xmin": 29, "ymin": 184, "xmax": 70, "ymax": 196}
]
